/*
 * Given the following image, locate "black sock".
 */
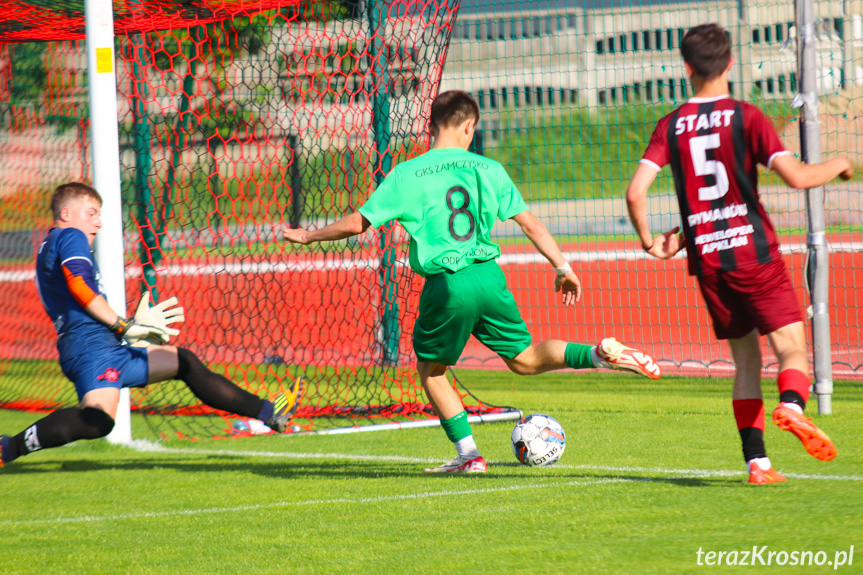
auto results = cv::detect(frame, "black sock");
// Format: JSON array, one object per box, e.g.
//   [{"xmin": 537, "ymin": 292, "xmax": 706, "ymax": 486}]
[
  {"xmin": 176, "ymin": 348, "xmax": 265, "ymax": 419},
  {"xmin": 739, "ymin": 427, "xmax": 767, "ymax": 463},
  {"xmin": 779, "ymin": 390, "xmax": 806, "ymax": 410},
  {"xmin": 3, "ymin": 407, "xmax": 114, "ymax": 463}
]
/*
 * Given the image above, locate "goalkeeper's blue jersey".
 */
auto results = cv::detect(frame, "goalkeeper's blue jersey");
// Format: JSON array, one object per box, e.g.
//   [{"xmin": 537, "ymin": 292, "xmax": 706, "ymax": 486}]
[{"xmin": 36, "ymin": 227, "xmax": 119, "ymax": 360}]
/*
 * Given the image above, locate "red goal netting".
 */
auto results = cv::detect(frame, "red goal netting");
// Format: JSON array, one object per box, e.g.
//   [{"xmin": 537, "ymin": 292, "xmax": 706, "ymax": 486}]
[{"xmin": 0, "ymin": 0, "xmax": 516, "ymax": 438}]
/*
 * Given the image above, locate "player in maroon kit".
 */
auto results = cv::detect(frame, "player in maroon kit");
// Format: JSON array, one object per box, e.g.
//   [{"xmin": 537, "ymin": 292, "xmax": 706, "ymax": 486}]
[{"xmin": 625, "ymin": 24, "xmax": 852, "ymax": 484}]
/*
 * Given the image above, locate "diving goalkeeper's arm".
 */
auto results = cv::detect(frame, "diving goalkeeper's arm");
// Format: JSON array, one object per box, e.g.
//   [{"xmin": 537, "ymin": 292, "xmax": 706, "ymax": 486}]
[{"xmin": 83, "ymin": 292, "xmax": 185, "ymax": 344}]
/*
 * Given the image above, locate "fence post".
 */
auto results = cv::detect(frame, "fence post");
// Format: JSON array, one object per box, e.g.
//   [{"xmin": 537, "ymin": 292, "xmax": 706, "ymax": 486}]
[{"xmin": 794, "ymin": 0, "xmax": 833, "ymax": 414}]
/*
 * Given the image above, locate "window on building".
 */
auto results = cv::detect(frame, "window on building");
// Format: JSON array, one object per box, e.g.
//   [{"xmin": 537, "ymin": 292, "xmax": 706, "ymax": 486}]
[
  {"xmin": 646, "ymin": 80, "xmax": 654, "ymax": 101},
  {"xmin": 567, "ymin": 15, "xmax": 577, "ymax": 29},
  {"xmin": 521, "ymin": 18, "xmax": 531, "ymax": 38},
  {"xmin": 764, "ymin": 26, "xmax": 771, "ymax": 43},
  {"xmin": 501, "ymin": 87, "xmax": 509, "ymax": 107},
  {"xmin": 766, "ymin": 78, "xmax": 774, "ymax": 94},
  {"xmin": 643, "ymin": 30, "xmax": 652, "ymax": 50},
  {"xmin": 778, "ymin": 74, "xmax": 786, "ymax": 93},
  {"xmin": 608, "ymin": 36, "xmax": 615, "ymax": 53},
  {"xmin": 489, "ymin": 89, "xmax": 497, "ymax": 109},
  {"xmin": 776, "ymin": 23, "xmax": 784, "ymax": 42},
  {"xmin": 532, "ymin": 18, "xmax": 542, "ymax": 37},
  {"xmin": 666, "ymin": 29, "xmax": 674, "ymax": 49},
  {"xmin": 752, "ymin": 28, "xmax": 760, "ymax": 44},
  {"xmin": 497, "ymin": 21, "xmax": 506, "ymax": 40},
  {"xmin": 510, "ymin": 18, "xmax": 519, "ymax": 40},
  {"xmin": 790, "ymin": 72, "xmax": 797, "ymax": 92},
  {"xmin": 610, "ymin": 87, "xmax": 617, "ymax": 103},
  {"xmin": 477, "ymin": 90, "xmax": 485, "ymax": 109},
  {"xmin": 655, "ymin": 29, "xmax": 663, "ymax": 50},
  {"xmin": 834, "ymin": 18, "xmax": 843, "ymax": 39},
  {"xmin": 599, "ymin": 90, "xmax": 607, "ymax": 105},
  {"xmin": 632, "ymin": 32, "xmax": 639, "ymax": 51},
  {"xmin": 620, "ymin": 34, "xmax": 627, "ymax": 52},
  {"xmin": 596, "ymin": 39, "xmax": 604, "ymax": 54},
  {"xmin": 677, "ymin": 28, "xmax": 684, "ymax": 46},
  {"xmin": 525, "ymin": 86, "xmax": 532, "ymax": 105}
]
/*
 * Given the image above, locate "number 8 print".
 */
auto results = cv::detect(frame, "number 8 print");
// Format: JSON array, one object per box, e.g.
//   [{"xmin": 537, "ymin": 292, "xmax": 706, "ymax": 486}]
[{"xmin": 446, "ymin": 186, "xmax": 476, "ymax": 241}]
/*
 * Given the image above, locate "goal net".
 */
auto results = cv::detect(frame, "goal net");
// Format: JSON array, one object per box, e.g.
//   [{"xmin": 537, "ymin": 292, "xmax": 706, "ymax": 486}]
[{"xmin": 0, "ymin": 0, "xmax": 518, "ymax": 438}]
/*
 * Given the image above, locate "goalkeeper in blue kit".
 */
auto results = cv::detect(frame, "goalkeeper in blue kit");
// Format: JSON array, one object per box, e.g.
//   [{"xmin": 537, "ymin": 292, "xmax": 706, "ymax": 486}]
[
  {"xmin": 284, "ymin": 91, "xmax": 661, "ymax": 473},
  {"xmin": 0, "ymin": 183, "xmax": 303, "ymax": 469}
]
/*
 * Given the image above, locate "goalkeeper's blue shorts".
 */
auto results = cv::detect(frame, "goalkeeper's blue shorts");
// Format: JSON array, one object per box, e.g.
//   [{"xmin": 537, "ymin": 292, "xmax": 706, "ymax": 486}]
[{"xmin": 60, "ymin": 344, "xmax": 150, "ymax": 401}]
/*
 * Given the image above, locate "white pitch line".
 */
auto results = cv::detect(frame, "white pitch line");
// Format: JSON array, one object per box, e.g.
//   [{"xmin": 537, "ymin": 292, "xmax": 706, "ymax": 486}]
[
  {"xmin": 3, "ymin": 477, "xmax": 630, "ymax": 527},
  {"xmin": 5, "ymin": 445, "xmax": 861, "ymax": 527},
  {"xmin": 130, "ymin": 442, "xmax": 863, "ymax": 481}
]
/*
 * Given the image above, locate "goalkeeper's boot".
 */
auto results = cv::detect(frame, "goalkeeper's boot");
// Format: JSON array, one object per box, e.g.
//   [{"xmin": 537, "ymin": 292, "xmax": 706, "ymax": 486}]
[
  {"xmin": 424, "ymin": 455, "xmax": 487, "ymax": 474},
  {"xmin": 747, "ymin": 458, "xmax": 786, "ymax": 485},
  {"xmin": 772, "ymin": 404, "xmax": 837, "ymax": 461},
  {"xmin": 595, "ymin": 338, "xmax": 661, "ymax": 379},
  {"xmin": 265, "ymin": 377, "xmax": 305, "ymax": 433}
]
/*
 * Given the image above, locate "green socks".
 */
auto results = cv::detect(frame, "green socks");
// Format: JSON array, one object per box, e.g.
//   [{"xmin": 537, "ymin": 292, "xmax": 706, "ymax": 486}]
[
  {"xmin": 564, "ymin": 343, "xmax": 595, "ymax": 369},
  {"xmin": 440, "ymin": 410, "xmax": 473, "ymax": 443}
]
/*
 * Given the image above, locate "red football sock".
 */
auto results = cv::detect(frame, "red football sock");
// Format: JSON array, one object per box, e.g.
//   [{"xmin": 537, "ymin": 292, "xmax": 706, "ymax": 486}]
[
  {"xmin": 733, "ymin": 398, "xmax": 766, "ymax": 462},
  {"xmin": 732, "ymin": 398, "xmax": 765, "ymax": 431},
  {"xmin": 778, "ymin": 368, "xmax": 811, "ymax": 405}
]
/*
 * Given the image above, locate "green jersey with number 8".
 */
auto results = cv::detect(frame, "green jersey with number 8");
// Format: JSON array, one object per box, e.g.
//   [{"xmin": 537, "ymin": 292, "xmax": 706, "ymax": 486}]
[{"xmin": 358, "ymin": 148, "xmax": 528, "ymax": 277}]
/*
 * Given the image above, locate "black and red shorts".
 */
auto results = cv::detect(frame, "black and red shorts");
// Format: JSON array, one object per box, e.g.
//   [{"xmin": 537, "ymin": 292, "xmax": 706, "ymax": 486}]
[{"xmin": 696, "ymin": 258, "xmax": 802, "ymax": 340}]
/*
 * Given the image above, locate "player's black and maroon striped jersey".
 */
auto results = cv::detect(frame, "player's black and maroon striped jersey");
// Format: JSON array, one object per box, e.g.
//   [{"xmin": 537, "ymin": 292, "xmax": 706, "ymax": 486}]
[{"xmin": 640, "ymin": 95, "xmax": 791, "ymax": 276}]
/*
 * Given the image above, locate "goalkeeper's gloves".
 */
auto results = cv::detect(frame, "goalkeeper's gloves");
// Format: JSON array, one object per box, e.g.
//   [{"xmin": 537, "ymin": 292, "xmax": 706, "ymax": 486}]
[{"xmin": 111, "ymin": 292, "xmax": 186, "ymax": 346}]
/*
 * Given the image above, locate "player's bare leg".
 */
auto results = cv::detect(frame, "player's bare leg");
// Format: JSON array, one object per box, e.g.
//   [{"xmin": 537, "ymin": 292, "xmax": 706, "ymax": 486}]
[
  {"xmin": 728, "ymin": 330, "xmax": 785, "ymax": 484},
  {"xmin": 419, "ymin": 361, "xmax": 486, "ymax": 473},
  {"xmin": 767, "ymin": 322, "xmax": 836, "ymax": 461},
  {"xmin": 503, "ymin": 339, "xmax": 660, "ymax": 379},
  {"xmin": 503, "ymin": 341, "xmax": 568, "ymax": 375}
]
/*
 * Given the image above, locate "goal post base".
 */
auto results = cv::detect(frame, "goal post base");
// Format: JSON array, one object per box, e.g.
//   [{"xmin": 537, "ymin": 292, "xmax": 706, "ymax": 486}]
[{"xmin": 297, "ymin": 410, "xmax": 523, "ymax": 436}]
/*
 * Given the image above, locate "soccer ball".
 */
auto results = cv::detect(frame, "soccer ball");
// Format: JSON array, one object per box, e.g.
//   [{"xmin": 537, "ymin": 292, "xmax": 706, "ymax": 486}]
[{"xmin": 511, "ymin": 414, "xmax": 566, "ymax": 466}]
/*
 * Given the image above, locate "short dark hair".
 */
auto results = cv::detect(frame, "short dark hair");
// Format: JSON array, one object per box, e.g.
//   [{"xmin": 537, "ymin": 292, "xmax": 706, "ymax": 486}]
[
  {"xmin": 430, "ymin": 90, "xmax": 480, "ymax": 135},
  {"xmin": 681, "ymin": 24, "xmax": 732, "ymax": 80},
  {"xmin": 51, "ymin": 182, "xmax": 102, "ymax": 220}
]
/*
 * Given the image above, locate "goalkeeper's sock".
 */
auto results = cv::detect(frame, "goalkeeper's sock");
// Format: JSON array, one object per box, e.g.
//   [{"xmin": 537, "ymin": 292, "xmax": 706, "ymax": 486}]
[
  {"xmin": 176, "ymin": 348, "xmax": 265, "ymax": 419},
  {"xmin": 2, "ymin": 407, "xmax": 114, "ymax": 463},
  {"xmin": 564, "ymin": 343, "xmax": 595, "ymax": 369},
  {"xmin": 733, "ymin": 398, "xmax": 767, "ymax": 462},
  {"xmin": 257, "ymin": 401, "xmax": 275, "ymax": 423}
]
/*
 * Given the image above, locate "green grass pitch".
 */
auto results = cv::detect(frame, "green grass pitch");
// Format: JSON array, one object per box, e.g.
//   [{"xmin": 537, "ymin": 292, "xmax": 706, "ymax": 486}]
[{"xmin": 2, "ymin": 371, "xmax": 861, "ymax": 574}]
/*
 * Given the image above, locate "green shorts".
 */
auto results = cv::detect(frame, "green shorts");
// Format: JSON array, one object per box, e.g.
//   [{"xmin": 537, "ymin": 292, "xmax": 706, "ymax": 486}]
[{"xmin": 413, "ymin": 259, "xmax": 532, "ymax": 365}]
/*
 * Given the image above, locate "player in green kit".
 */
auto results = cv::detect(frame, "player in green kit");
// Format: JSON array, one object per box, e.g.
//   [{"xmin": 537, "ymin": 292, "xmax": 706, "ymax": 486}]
[{"xmin": 284, "ymin": 91, "xmax": 661, "ymax": 473}]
